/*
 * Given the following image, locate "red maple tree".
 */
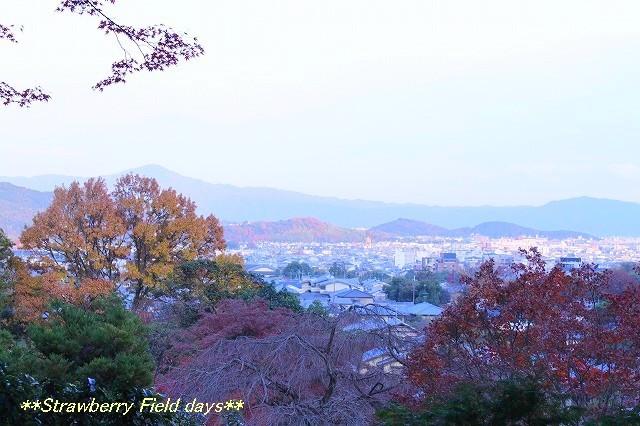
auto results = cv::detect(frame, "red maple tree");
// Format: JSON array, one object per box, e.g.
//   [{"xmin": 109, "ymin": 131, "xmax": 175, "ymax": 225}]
[{"xmin": 406, "ymin": 249, "xmax": 640, "ymax": 418}]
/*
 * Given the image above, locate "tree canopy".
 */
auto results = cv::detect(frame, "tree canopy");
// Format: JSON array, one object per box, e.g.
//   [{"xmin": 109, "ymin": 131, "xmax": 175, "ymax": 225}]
[
  {"xmin": 383, "ymin": 271, "xmax": 450, "ymax": 306},
  {"xmin": 401, "ymin": 249, "xmax": 640, "ymax": 423},
  {"xmin": 20, "ymin": 175, "xmax": 226, "ymax": 309}
]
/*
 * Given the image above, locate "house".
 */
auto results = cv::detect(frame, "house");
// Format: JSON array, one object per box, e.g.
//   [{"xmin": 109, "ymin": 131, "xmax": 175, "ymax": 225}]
[
  {"xmin": 333, "ymin": 289, "xmax": 375, "ymax": 306},
  {"xmin": 245, "ymin": 264, "xmax": 277, "ymax": 277},
  {"xmin": 354, "ymin": 301, "xmax": 444, "ymax": 324},
  {"xmin": 298, "ymin": 292, "xmax": 331, "ymax": 309},
  {"xmin": 558, "ymin": 256, "xmax": 581, "ymax": 272},
  {"xmin": 301, "ymin": 276, "xmax": 362, "ymax": 294},
  {"xmin": 272, "ymin": 279, "xmax": 305, "ymax": 294}
]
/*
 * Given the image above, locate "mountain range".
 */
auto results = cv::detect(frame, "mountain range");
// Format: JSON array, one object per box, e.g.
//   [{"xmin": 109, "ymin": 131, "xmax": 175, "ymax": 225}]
[
  {"xmin": 1, "ymin": 164, "xmax": 639, "ymax": 238},
  {"xmin": 224, "ymin": 218, "xmax": 594, "ymax": 244},
  {"xmin": 370, "ymin": 218, "xmax": 594, "ymax": 240}
]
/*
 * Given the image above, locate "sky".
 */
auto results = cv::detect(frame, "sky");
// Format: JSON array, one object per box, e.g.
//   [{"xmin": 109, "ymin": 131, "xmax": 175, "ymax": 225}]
[{"xmin": 2, "ymin": 0, "xmax": 640, "ymax": 206}]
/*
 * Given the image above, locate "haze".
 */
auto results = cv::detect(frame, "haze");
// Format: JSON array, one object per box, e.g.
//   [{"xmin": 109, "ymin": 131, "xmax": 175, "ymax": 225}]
[{"xmin": 2, "ymin": 0, "xmax": 639, "ymax": 206}]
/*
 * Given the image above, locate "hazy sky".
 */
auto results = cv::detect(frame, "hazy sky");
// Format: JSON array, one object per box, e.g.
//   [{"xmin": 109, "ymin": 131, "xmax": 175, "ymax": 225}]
[{"xmin": 2, "ymin": 0, "xmax": 640, "ymax": 206}]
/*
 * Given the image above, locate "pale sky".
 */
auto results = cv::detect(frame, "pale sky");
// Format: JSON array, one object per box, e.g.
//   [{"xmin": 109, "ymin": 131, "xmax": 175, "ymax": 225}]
[{"xmin": 2, "ymin": 0, "xmax": 640, "ymax": 206}]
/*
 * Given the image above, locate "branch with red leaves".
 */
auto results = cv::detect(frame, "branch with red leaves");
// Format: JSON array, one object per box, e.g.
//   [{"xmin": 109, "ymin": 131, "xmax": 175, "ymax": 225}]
[
  {"xmin": 2, "ymin": 0, "xmax": 203, "ymax": 107},
  {"xmin": 56, "ymin": 0, "xmax": 204, "ymax": 91},
  {"xmin": 0, "ymin": 83, "xmax": 51, "ymax": 107},
  {"xmin": 1, "ymin": 24, "xmax": 52, "ymax": 106}
]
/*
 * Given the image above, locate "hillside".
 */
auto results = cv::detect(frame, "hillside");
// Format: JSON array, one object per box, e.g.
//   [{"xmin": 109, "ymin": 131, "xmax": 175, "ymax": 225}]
[
  {"xmin": 224, "ymin": 217, "xmax": 391, "ymax": 244},
  {"xmin": 370, "ymin": 218, "xmax": 450, "ymax": 237},
  {"xmin": 0, "ymin": 183, "xmax": 53, "ymax": 239}
]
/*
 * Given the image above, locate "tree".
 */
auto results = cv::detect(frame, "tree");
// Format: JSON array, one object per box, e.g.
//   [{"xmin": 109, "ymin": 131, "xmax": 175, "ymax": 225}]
[
  {"xmin": 20, "ymin": 174, "xmax": 226, "ymax": 309},
  {"xmin": 403, "ymin": 249, "xmax": 640, "ymax": 422},
  {"xmin": 164, "ymin": 257, "xmax": 259, "ymax": 311},
  {"xmin": 377, "ymin": 376, "xmax": 581, "ymax": 425},
  {"xmin": 11, "ymin": 261, "xmax": 112, "ymax": 324},
  {"xmin": 0, "ymin": 228, "xmax": 12, "ymax": 266},
  {"xmin": 158, "ymin": 301, "xmax": 412, "ymax": 425},
  {"xmin": 0, "ymin": 295, "xmax": 196, "ymax": 425},
  {"xmin": 282, "ymin": 261, "xmax": 313, "ymax": 279},
  {"xmin": 0, "ymin": 228, "xmax": 14, "ymax": 319},
  {"xmin": 21, "ymin": 178, "xmax": 127, "ymax": 282},
  {"xmin": 1, "ymin": 1, "xmax": 203, "ymax": 106},
  {"xmin": 329, "ymin": 261, "xmax": 348, "ymax": 278},
  {"xmin": 383, "ymin": 273, "xmax": 449, "ymax": 306},
  {"xmin": 605, "ymin": 265, "xmax": 640, "ymax": 294},
  {"xmin": 113, "ymin": 174, "xmax": 225, "ymax": 307}
]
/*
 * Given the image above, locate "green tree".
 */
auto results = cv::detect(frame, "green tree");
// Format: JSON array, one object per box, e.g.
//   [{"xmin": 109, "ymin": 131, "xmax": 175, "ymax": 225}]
[
  {"xmin": 281, "ymin": 261, "xmax": 312, "ymax": 279},
  {"xmin": 383, "ymin": 273, "xmax": 449, "ymax": 305},
  {"xmin": 377, "ymin": 377, "xmax": 583, "ymax": 425},
  {"xmin": 1, "ymin": 295, "xmax": 196, "ymax": 424},
  {"xmin": 0, "ymin": 228, "xmax": 13, "ymax": 320}
]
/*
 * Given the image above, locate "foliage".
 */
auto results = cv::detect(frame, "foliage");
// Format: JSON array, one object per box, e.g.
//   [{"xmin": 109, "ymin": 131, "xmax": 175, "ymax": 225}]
[
  {"xmin": 246, "ymin": 283, "xmax": 304, "ymax": 313},
  {"xmin": 0, "ymin": 227, "xmax": 12, "ymax": 265},
  {"xmin": 21, "ymin": 175, "xmax": 226, "ymax": 309},
  {"xmin": 282, "ymin": 261, "xmax": 312, "ymax": 279},
  {"xmin": 2, "ymin": 1, "xmax": 203, "ymax": 106},
  {"xmin": 404, "ymin": 249, "xmax": 640, "ymax": 422},
  {"xmin": 158, "ymin": 302, "xmax": 410, "ymax": 425},
  {"xmin": 605, "ymin": 265, "xmax": 640, "ymax": 294},
  {"xmin": 27, "ymin": 295, "xmax": 154, "ymax": 395},
  {"xmin": 329, "ymin": 261, "xmax": 358, "ymax": 278},
  {"xmin": 0, "ymin": 295, "xmax": 197, "ymax": 425},
  {"xmin": 306, "ymin": 300, "xmax": 329, "ymax": 317},
  {"xmin": 383, "ymin": 272, "xmax": 450, "ymax": 305},
  {"xmin": 166, "ymin": 258, "xmax": 256, "ymax": 306},
  {"xmin": 10, "ymin": 259, "xmax": 112, "ymax": 324},
  {"xmin": 377, "ymin": 376, "xmax": 583, "ymax": 425},
  {"xmin": 0, "ymin": 228, "xmax": 13, "ymax": 319}
]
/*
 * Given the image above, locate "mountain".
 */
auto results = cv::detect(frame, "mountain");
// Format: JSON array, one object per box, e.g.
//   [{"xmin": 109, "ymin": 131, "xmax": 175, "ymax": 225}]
[
  {"xmin": 0, "ymin": 183, "xmax": 53, "ymax": 239},
  {"xmin": 452, "ymin": 221, "xmax": 594, "ymax": 239},
  {"xmin": 2, "ymin": 165, "xmax": 640, "ymax": 236},
  {"xmin": 371, "ymin": 219, "xmax": 594, "ymax": 239},
  {"xmin": 370, "ymin": 219, "xmax": 450, "ymax": 237},
  {"xmin": 223, "ymin": 217, "xmax": 391, "ymax": 244}
]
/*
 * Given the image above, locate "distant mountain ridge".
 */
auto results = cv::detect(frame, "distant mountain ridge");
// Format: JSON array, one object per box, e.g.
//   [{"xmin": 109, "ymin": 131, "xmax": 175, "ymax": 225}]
[
  {"xmin": 1, "ymin": 164, "xmax": 640, "ymax": 237},
  {"xmin": 372, "ymin": 218, "xmax": 595, "ymax": 239},
  {"xmin": 224, "ymin": 217, "xmax": 391, "ymax": 244},
  {"xmin": 0, "ymin": 183, "xmax": 53, "ymax": 239}
]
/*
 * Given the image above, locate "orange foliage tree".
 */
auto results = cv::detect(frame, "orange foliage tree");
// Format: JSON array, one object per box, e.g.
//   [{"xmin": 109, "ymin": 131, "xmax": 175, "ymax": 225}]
[
  {"xmin": 21, "ymin": 174, "xmax": 226, "ymax": 310},
  {"xmin": 22, "ymin": 178, "xmax": 126, "ymax": 282},
  {"xmin": 10, "ymin": 258, "xmax": 112, "ymax": 323}
]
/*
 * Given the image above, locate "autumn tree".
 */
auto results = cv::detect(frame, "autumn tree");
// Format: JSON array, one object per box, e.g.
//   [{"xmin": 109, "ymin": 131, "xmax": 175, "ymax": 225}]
[
  {"xmin": 402, "ymin": 249, "xmax": 640, "ymax": 423},
  {"xmin": 22, "ymin": 178, "xmax": 126, "ymax": 282},
  {"xmin": 20, "ymin": 174, "xmax": 226, "ymax": 309},
  {"xmin": 2, "ymin": 1, "xmax": 203, "ymax": 106},
  {"xmin": 113, "ymin": 174, "xmax": 225, "ymax": 307},
  {"xmin": 158, "ymin": 300, "xmax": 413, "ymax": 425}
]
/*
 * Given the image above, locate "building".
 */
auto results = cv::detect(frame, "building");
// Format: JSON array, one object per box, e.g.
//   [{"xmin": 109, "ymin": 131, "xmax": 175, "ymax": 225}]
[
  {"xmin": 558, "ymin": 256, "xmax": 582, "ymax": 272},
  {"xmin": 436, "ymin": 252, "xmax": 460, "ymax": 273},
  {"xmin": 394, "ymin": 248, "xmax": 418, "ymax": 269}
]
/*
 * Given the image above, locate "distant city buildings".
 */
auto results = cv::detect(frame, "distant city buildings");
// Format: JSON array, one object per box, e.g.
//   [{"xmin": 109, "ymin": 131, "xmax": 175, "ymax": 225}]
[{"xmin": 234, "ymin": 235, "xmax": 640, "ymax": 291}]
